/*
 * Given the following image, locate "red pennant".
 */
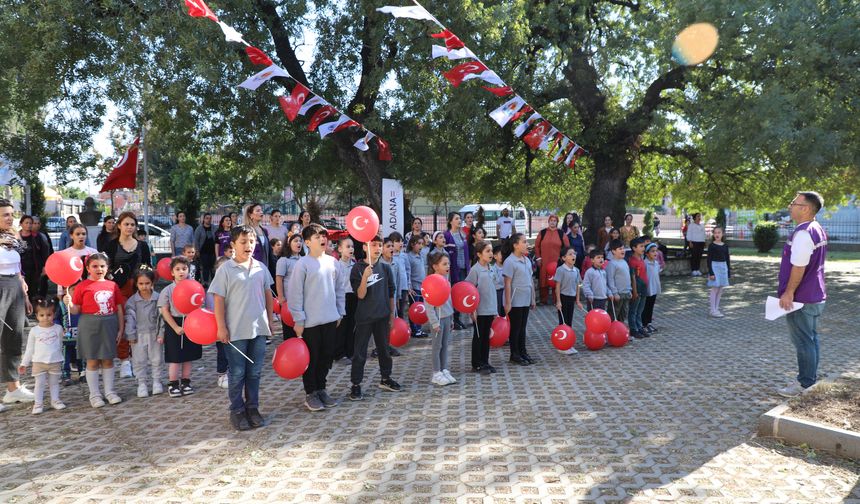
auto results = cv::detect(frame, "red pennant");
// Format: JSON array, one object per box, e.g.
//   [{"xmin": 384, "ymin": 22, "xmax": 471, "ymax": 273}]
[
  {"xmin": 557, "ymin": 142, "xmax": 575, "ymax": 164},
  {"xmin": 307, "ymin": 105, "xmax": 337, "ymax": 132},
  {"xmin": 100, "ymin": 138, "xmax": 140, "ymax": 192},
  {"xmin": 334, "ymin": 120, "xmax": 359, "ymax": 134},
  {"xmin": 547, "ymin": 133, "xmax": 563, "ymax": 157},
  {"xmin": 377, "ymin": 137, "xmax": 392, "ymax": 161},
  {"xmin": 482, "ymin": 85, "xmax": 514, "ymax": 97},
  {"xmin": 567, "ymin": 146, "xmax": 585, "ymax": 169},
  {"xmin": 522, "ymin": 120, "xmax": 551, "ymax": 150},
  {"xmin": 443, "ymin": 61, "xmax": 489, "ymax": 87},
  {"xmin": 278, "ymin": 83, "xmax": 310, "ymax": 122},
  {"xmin": 509, "ymin": 105, "xmax": 533, "ymax": 124},
  {"xmin": 430, "ymin": 29, "xmax": 465, "ymax": 50},
  {"xmin": 184, "ymin": 0, "xmax": 218, "ymax": 22},
  {"xmin": 245, "ymin": 46, "xmax": 273, "ymax": 66}
]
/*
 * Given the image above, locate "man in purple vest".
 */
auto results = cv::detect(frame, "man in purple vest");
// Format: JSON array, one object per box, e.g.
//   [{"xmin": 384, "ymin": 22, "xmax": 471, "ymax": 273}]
[{"xmin": 777, "ymin": 191, "xmax": 827, "ymax": 397}]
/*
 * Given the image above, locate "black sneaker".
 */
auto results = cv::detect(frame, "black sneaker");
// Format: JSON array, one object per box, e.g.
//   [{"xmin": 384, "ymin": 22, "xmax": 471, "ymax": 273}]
[
  {"xmin": 371, "ymin": 348, "xmax": 378, "ymax": 358},
  {"xmin": 633, "ymin": 331, "xmax": 646, "ymax": 339},
  {"xmin": 245, "ymin": 408, "xmax": 265, "ymax": 428},
  {"xmin": 305, "ymin": 393, "xmax": 324, "ymax": 412},
  {"xmin": 317, "ymin": 390, "xmax": 338, "ymax": 408},
  {"xmin": 349, "ymin": 384, "xmax": 364, "ymax": 401},
  {"xmin": 389, "ymin": 346, "xmax": 401, "ymax": 357},
  {"xmin": 510, "ymin": 356, "xmax": 529, "ymax": 366},
  {"xmin": 180, "ymin": 379, "xmax": 195, "ymax": 395},
  {"xmin": 641, "ymin": 330, "xmax": 651, "ymax": 338},
  {"xmin": 485, "ymin": 364, "xmax": 497, "ymax": 374},
  {"xmin": 379, "ymin": 378, "xmax": 402, "ymax": 392},
  {"xmin": 168, "ymin": 381, "xmax": 182, "ymax": 398},
  {"xmin": 62, "ymin": 376, "xmax": 73, "ymax": 386},
  {"xmin": 647, "ymin": 324, "xmax": 658, "ymax": 333},
  {"xmin": 230, "ymin": 411, "xmax": 251, "ymax": 431},
  {"xmin": 453, "ymin": 321, "xmax": 466, "ymax": 330},
  {"xmin": 523, "ymin": 354, "xmax": 536, "ymax": 364}
]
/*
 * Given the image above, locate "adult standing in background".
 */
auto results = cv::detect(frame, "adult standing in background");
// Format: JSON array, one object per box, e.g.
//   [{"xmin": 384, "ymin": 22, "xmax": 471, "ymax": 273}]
[
  {"xmin": 444, "ymin": 212, "xmax": 471, "ymax": 330},
  {"xmin": 194, "ymin": 212, "xmax": 217, "ymax": 285},
  {"xmin": 0, "ymin": 199, "xmax": 34, "ymax": 410},
  {"xmin": 297, "ymin": 210, "xmax": 312, "ymax": 232},
  {"xmin": 18, "ymin": 215, "xmax": 50, "ymax": 303},
  {"xmin": 31, "ymin": 216, "xmax": 54, "ymax": 299},
  {"xmin": 620, "ymin": 213, "xmax": 640, "ymax": 257},
  {"xmin": 229, "ymin": 211, "xmax": 240, "ymax": 227},
  {"xmin": 495, "ymin": 207, "xmax": 515, "ymax": 241},
  {"xmin": 404, "ymin": 217, "xmax": 429, "ymax": 245},
  {"xmin": 597, "ymin": 216, "xmax": 614, "ymax": 251},
  {"xmin": 462, "ymin": 212, "xmax": 475, "ymax": 240},
  {"xmin": 169, "ymin": 211, "xmax": 194, "ymax": 256},
  {"xmin": 215, "ymin": 215, "xmax": 233, "ymax": 257},
  {"xmin": 245, "ymin": 203, "xmax": 270, "ymax": 266},
  {"xmin": 403, "ymin": 199, "xmax": 415, "ymax": 237},
  {"xmin": 687, "ymin": 213, "xmax": 706, "ymax": 276},
  {"xmin": 565, "ymin": 222, "xmax": 586, "ymax": 270},
  {"xmin": 265, "ymin": 209, "xmax": 287, "ymax": 244},
  {"xmin": 96, "ymin": 216, "xmax": 117, "ymax": 252},
  {"xmin": 561, "ymin": 213, "xmax": 576, "ymax": 234},
  {"xmin": 777, "ymin": 192, "xmax": 828, "ymax": 397},
  {"xmin": 534, "ymin": 214, "xmax": 569, "ymax": 305},
  {"xmin": 59, "ymin": 215, "xmax": 92, "ymax": 250}
]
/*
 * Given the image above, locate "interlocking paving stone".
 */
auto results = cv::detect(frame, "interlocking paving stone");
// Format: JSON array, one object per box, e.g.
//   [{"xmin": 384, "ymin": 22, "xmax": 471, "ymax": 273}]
[{"xmin": 1, "ymin": 257, "xmax": 858, "ymax": 503}]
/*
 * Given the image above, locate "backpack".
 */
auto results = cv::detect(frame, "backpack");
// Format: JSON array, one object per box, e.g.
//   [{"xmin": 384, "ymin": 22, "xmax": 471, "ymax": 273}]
[{"xmin": 539, "ymin": 228, "xmax": 564, "ymax": 242}]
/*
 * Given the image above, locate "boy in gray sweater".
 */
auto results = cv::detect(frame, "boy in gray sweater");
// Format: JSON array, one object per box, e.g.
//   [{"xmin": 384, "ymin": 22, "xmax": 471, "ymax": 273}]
[
  {"xmin": 582, "ymin": 249, "xmax": 609, "ymax": 311},
  {"xmin": 605, "ymin": 239, "xmax": 632, "ymax": 324}
]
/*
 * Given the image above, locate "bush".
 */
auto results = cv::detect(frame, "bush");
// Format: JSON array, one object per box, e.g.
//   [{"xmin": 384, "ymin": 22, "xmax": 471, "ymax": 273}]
[
  {"xmin": 753, "ymin": 222, "xmax": 780, "ymax": 252},
  {"xmin": 642, "ymin": 209, "xmax": 654, "ymax": 238}
]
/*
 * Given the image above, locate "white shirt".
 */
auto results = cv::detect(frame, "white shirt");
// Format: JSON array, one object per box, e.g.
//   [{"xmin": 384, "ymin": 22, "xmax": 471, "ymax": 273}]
[
  {"xmin": 22, "ymin": 324, "xmax": 65, "ymax": 366},
  {"xmin": 686, "ymin": 222, "xmax": 706, "ymax": 242},
  {"xmin": 0, "ymin": 247, "xmax": 20, "ymax": 275},
  {"xmin": 497, "ymin": 216, "xmax": 514, "ymax": 238},
  {"xmin": 790, "ymin": 229, "xmax": 814, "ymax": 267}
]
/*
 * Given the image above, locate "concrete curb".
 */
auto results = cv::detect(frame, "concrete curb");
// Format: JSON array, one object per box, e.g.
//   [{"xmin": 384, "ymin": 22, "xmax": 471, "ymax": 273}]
[{"xmin": 758, "ymin": 378, "xmax": 860, "ymax": 460}]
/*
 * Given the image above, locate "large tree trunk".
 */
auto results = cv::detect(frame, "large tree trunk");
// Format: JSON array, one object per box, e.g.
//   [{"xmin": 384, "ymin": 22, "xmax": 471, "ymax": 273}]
[
  {"xmin": 581, "ymin": 149, "xmax": 633, "ymax": 245},
  {"xmin": 332, "ymin": 135, "xmax": 386, "ymax": 214}
]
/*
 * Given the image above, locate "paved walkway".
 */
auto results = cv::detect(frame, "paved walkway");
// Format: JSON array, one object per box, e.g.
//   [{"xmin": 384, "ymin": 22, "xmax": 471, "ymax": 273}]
[{"xmin": 2, "ymin": 257, "xmax": 859, "ymax": 503}]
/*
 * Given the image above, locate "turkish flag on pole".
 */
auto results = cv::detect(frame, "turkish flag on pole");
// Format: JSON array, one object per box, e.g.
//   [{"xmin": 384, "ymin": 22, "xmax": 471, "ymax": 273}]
[
  {"xmin": 184, "ymin": 0, "xmax": 218, "ymax": 22},
  {"xmin": 307, "ymin": 105, "xmax": 337, "ymax": 132},
  {"xmin": 430, "ymin": 29, "xmax": 465, "ymax": 49},
  {"xmin": 443, "ymin": 61, "xmax": 490, "ymax": 87},
  {"xmin": 377, "ymin": 137, "xmax": 392, "ymax": 161},
  {"xmin": 278, "ymin": 82, "xmax": 311, "ymax": 122},
  {"xmin": 522, "ymin": 121, "xmax": 551, "ymax": 150},
  {"xmin": 245, "ymin": 46, "xmax": 273, "ymax": 66},
  {"xmin": 100, "ymin": 138, "xmax": 140, "ymax": 193}
]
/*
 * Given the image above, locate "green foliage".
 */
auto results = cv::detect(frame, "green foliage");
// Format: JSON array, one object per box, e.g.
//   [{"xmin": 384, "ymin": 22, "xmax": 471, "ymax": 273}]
[
  {"xmin": 715, "ymin": 208, "xmax": 727, "ymax": 230},
  {"xmin": 753, "ymin": 222, "xmax": 780, "ymax": 253},
  {"xmin": 642, "ymin": 210, "xmax": 654, "ymax": 238},
  {"xmin": 27, "ymin": 177, "xmax": 45, "ymax": 221},
  {"xmin": 56, "ymin": 186, "xmax": 88, "ymax": 201}
]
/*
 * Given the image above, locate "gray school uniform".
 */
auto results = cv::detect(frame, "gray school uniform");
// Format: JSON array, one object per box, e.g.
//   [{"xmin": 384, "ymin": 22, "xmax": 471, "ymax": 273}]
[
  {"xmin": 337, "ymin": 258, "xmax": 355, "ymax": 294},
  {"xmin": 553, "ymin": 264, "xmax": 581, "ymax": 297},
  {"xmin": 605, "ymin": 258, "xmax": 632, "ymax": 296},
  {"xmin": 502, "ymin": 254, "xmax": 534, "ymax": 307},
  {"xmin": 208, "ymin": 258, "xmax": 274, "ymax": 340},
  {"xmin": 582, "ymin": 268, "xmax": 608, "ymax": 300},
  {"xmin": 287, "ymin": 254, "xmax": 346, "ymax": 328},
  {"xmin": 157, "ymin": 283, "xmax": 184, "ymax": 318},
  {"xmin": 380, "ymin": 257, "xmax": 403, "ymax": 297},
  {"xmin": 464, "ymin": 263, "xmax": 498, "ymax": 316},
  {"xmin": 276, "ymin": 255, "xmax": 300, "ymax": 300},
  {"xmin": 394, "ymin": 252, "xmax": 410, "ymax": 293},
  {"xmin": 408, "ymin": 252, "xmax": 426, "ymax": 291},
  {"xmin": 490, "ymin": 263, "xmax": 504, "ymax": 291},
  {"xmin": 645, "ymin": 258, "xmax": 662, "ymax": 296},
  {"xmin": 125, "ymin": 291, "xmax": 160, "ymax": 339}
]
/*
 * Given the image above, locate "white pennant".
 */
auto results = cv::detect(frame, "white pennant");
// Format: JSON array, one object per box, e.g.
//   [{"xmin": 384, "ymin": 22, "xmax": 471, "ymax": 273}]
[
  {"xmin": 513, "ymin": 112, "xmax": 542, "ymax": 137},
  {"xmin": 539, "ymin": 127, "xmax": 559, "ymax": 151},
  {"xmin": 318, "ymin": 115, "xmax": 352, "ymax": 139},
  {"xmin": 488, "ymin": 96, "xmax": 527, "ymax": 127},
  {"xmin": 376, "ymin": 5, "xmax": 436, "ymax": 21},
  {"xmin": 218, "ymin": 21, "xmax": 247, "ymax": 44},
  {"xmin": 431, "ymin": 45, "xmax": 478, "ymax": 61},
  {"xmin": 565, "ymin": 144, "xmax": 581, "ymax": 165},
  {"xmin": 238, "ymin": 64, "xmax": 289, "ymax": 90},
  {"xmin": 297, "ymin": 96, "xmax": 326, "ymax": 116},
  {"xmin": 462, "ymin": 70, "xmax": 505, "ymax": 87},
  {"xmin": 354, "ymin": 131, "xmax": 377, "ymax": 151},
  {"xmin": 553, "ymin": 137, "xmax": 571, "ymax": 161}
]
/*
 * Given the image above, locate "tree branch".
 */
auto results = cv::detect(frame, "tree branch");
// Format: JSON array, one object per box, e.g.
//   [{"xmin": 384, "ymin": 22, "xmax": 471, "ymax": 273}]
[
  {"xmin": 253, "ymin": 0, "xmax": 308, "ymax": 86},
  {"xmin": 614, "ymin": 66, "xmax": 689, "ymax": 145},
  {"xmin": 603, "ymin": 0, "xmax": 640, "ymax": 10},
  {"xmin": 561, "ymin": 47, "xmax": 607, "ymax": 131}
]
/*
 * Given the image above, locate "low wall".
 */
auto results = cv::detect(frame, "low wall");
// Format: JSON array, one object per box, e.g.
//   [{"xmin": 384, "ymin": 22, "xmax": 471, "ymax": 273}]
[{"xmin": 657, "ymin": 237, "xmax": 860, "ymax": 253}]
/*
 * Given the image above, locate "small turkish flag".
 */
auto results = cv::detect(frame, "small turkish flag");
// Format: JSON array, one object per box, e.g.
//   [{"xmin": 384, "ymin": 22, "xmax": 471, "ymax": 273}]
[
  {"xmin": 278, "ymin": 82, "xmax": 310, "ymax": 122},
  {"xmin": 482, "ymin": 85, "xmax": 514, "ymax": 97},
  {"xmin": 522, "ymin": 120, "xmax": 551, "ymax": 150},
  {"xmin": 377, "ymin": 137, "xmax": 392, "ymax": 161},
  {"xmin": 307, "ymin": 105, "xmax": 337, "ymax": 132},
  {"xmin": 509, "ymin": 104, "xmax": 533, "ymax": 124},
  {"xmin": 184, "ymin": 0, "xmax": 218, "ymax": 22},
  {"xmin": 245, "ymin": 46, "xmax": 273, "ymax": 66},
  {"xmin": 100, "ymin": 138, "xmax": 140, "ymax": 193},
  {"xmin": 430, "ymin": 29, "xmax": 465, "ymax": 50},
  {"xmin": 443, "ymin": 61, "xmax": 490, "ymax": 87}
]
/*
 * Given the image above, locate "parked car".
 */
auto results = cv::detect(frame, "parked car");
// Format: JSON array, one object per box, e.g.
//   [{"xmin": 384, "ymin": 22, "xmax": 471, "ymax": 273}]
[
  {"xmin": 320, "ymin": 218, "xmax": 344, "ymax": 231},
  {"xmin": 458, "ymin": 204, "xmax": 529, "ymax": 238},
  {"xmin": 45, "ymin": 216, "xmax": 66, "ymax": 233},
  {"xmin": 138, "ymin": 223, "xmax": 171, "ymax": 254}
]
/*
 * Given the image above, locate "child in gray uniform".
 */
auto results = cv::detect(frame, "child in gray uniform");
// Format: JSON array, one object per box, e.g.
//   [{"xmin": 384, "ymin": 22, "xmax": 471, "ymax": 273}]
[
  {"xmin": 605, "ymin": 239, "xmax": 632, "ymax": 324},
  {"xmin": 125, "ymin": 268, "xmax": 163, "ymax": 398},
  {"xmin": 426, "ymin": 251, "xmax": 455, "ymax": 386},
  {"xmin": 553, "ymin": 247, "xmax": 584, "ymax": 355},
  {"xmin": 582, "ymin": 249, "xmax": 609, "ymax": 311},
  {"xmin": 465, "ymin": 241, "xmax": 498, "ymax": 374}
]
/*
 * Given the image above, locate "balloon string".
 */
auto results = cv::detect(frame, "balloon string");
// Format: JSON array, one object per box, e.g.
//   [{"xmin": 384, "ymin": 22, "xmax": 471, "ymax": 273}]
[
  {"xmin": 229, "ymin": 342, "xmax": 254, "ymax": 364},
  {"xmin": 0, "ymin": 317, "xmax": 12, "ymax": 332}
]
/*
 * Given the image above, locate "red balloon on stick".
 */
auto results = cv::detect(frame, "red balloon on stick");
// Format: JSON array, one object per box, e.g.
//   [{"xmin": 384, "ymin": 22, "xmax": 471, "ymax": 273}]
[
  {"xmin": 607, "ymin": 321, "xmax": 629, "ymax": 348},
  {"xmin": 551, "ymin": 324, "xmax": 576, "ymax": 351},
  {"xmin": 584, "ymin": 330, "xmax": 607, "ymax": 351},
  {"xmin": 172, "ymin": 279, "xmax": 206, "ymax": 315},
  {"xmin": 272, "ymin": 338, "xmax": 310, "ymax": 380},
  {"xmin": 346, "ymin": 206, "xmax": 380, "ymax": 243},
  {"xmin": 546, "ymin": 261, "xmax": 558, "ymax": 288},
  {"xmin": 279, "ymin": 301, "xmax": 295, "ymax": 327},
  {"xmin": 183, "ymin": 308, "xmax": 218, "ymax": 345},
  {"xmin": 451, "ymin": 281, "xmax": 480, "ymax": 313},
  {"xmin": 45, "ymin": 249, "xmax": 84, "ymax": 287},
  {"xmin": 272, "ymin": 297, "xmax": 281, "ymax": 317},
  {"xmin": 408, "ymin": 302, "xmax": 429, "ymax": 325},
  {"xmin": 585, "ymin": 309, "xmax": 611, "ymax": 334},
  {"xmin": 421, "ymin": 274, "xmax": 451, "ymax": 307},
  {"xmin": 156, "ymin": 257, "xmax": 172, "ymax": 281},
  {"xmin": 389, "ymin": 318, "xmax": 410, "ymax": 347},
  {"xmin": 489, "ymin": 316, "xmax": 510, "ymax": 348}
]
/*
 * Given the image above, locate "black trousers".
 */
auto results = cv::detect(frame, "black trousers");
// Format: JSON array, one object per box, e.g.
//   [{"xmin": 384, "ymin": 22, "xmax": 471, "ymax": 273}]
[
  {"xmin": 471, "ymin": 315, "xmax": 493, "ymax": 369},
  {"xmin": 508, "ymin": 306, "xmax": 530, "ymax": 360},
  {"xmin": 301, "ymin": 321, "xmax": 337, "ymax": 394},
  {"xmin": 690, "ymin": 241, "xmax": 705, "ymax": 272},
  {"xmin": 496, "ymin": 290, "xmax": 505, "ymax": 317},
  {"xmin": 351, "ymin": 318, "xmax": 392, "ymax": 385},
  {"xmin": 557, "ymin": 294, "xmax": 577, "ymax": 326},
  {"xmin": 335, "ymin": 293, "xmax": 357, "ymax": 359},
  {"xmin": 200, "ymin": 252, "xmax": 216, "ymax": 285},
  {"xmin": 587, "ymin": 298, "xmax": 607, "ymax": 311},
  {"xmin": 281, "ymin": 321, "xmax": 297, "ymax": 341},
  {"xmin": 642, "ymin": 295, "xmax": 657, "ymax": 326}
]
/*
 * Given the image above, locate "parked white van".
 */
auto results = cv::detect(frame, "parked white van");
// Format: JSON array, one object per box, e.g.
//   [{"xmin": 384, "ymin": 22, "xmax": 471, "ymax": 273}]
[{"xmin": 458, "ymin": 204, "xmax": 529, "ymax": 238}]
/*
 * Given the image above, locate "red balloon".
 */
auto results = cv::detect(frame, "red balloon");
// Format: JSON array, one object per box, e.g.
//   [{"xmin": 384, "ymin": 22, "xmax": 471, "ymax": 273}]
[
  {"xmin": 45, "ymin": 249, "xmax": 84, "ymax": 287},
  {"xmin": 545, "ymin": 261, "xmax": 558, "ymax": 287},
  {"xmin": 421, "ymin": 274, "xmax": 451, "ymax": 307},
  {"xmin": 584, "ymin": 330, "xmax": 607, "ymax": 351},
  {"xmin": 156, "ymin": 257, "xmax": 172, "ymax": 281},
  {"xmin": 585, "ymin": 309, "xmax": 611, "ymax": 334},
  {"xmin": 272, "ymin": 297, "xmax": 281, "ymax": 317},
  {"xmin": 408, "ymin": 302, "xmax": 429, "ymax": 325},
  {"xmin": 272, "ymin": 338, "xmax": 309, "ymax": 380},
  {"xmin": 183, "ymin": 308, "xmax": 218, "ymax": 345},
  {"xmin": 489, "ymin": 316, "xmax": 510, "ymax": 348},
  {"xmin": 607, "ymin": 321, "xmax": 629, "ymax": 348},
  {"xmin": 172, "ymin": 279, "xmax": 205, "ymax": 315},
  {"xmin": 279, "ymin": 301, "xmax": 295, "ymax": 327},
  {"xmin": 346, "ymin": 206, "xmax": 380, "ymax": 243},
  {"xmin": 551, "ymin": 324, "xmax": 576, "ymax": 351},
  {"xmin": 389, "ymin": 318, "xmax": 410, "ymax": 347},
  {"xmin": 451, "ymin": 281, "xmax": 480, "ymax": 313}
]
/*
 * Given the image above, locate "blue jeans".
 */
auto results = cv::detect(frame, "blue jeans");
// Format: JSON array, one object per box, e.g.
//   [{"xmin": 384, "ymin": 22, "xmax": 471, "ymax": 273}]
[
  {"xmin": 786, "ymin": 302, "xmax": 825, "ymax": 388},
  {"xmin": 225, "ymin": 335, "xmax": 267, "ymax": 413},
  {"xmin": 628, "ymin": 294, "xmax": 645, "ymax": 332}
]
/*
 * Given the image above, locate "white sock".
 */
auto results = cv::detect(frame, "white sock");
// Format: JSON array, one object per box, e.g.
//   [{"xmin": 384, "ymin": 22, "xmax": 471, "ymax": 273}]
[
  {"xmin": 48, "ymin": 374, "xmax": 61, "ymax": 402},
  {"xmin": 709, "ymin": 289, "xmax": 718, "ymax": 313},
  {"xmin": 86, "ymin": 370, "xmax": 101, "ymax": 399},
  {"xmin": 33, "ymin": 373, "xmax": 47, "ymax": 407},
  {"xmin": 715, "ymin": 287, "xmax": 724, "ymax": 311},
  {"xmin": 102, "ymin": 367, "xmax": 116, "ymax": 395}
]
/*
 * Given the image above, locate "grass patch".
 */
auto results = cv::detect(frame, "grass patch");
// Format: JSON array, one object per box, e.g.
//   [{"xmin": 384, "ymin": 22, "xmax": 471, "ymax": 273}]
[{"xmin": 730, "ymin": 248, "xmax": 860, "ymax": 262}]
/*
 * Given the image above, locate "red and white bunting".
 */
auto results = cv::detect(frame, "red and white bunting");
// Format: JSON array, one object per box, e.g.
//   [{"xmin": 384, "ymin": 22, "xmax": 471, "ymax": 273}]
[
  {"xmin": 430, "ymin": 29, "xmax": 465, "ymax": 50},
  {"xmin": 278, "ymin": 82, "xmax": 311, "ymax": 122},
  {"xmin": 354, "ymin": 131, "xmax": 377, "ymax": 151},
  {"xmin": 376, "ymin": 5, "xmax": 436, "ymax": 21},
  {"xmin": 238, "ymin": 64, "xmax": 290, "ymax": 90},
  {"xmin": 513, "ymin": 112, "xmax": 542, "ymax": 138},
  {"xmin": 431, "ymin": 45, "xmax": 478, "ymax": 60},
  {"xmin": 184, "ymin": 0, "xmax": 218, "ymax": 22},
  {"xmin": 488, "ymin": 96, "xmax": 527, "ymax": 127},
  {"xmin": 245, "ymin": 46, "xmax": 273, "ymax": 66}
]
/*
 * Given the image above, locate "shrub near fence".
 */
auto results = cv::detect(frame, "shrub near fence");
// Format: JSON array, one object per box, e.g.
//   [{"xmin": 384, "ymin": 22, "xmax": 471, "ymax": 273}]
[{"xmin": 753, "ymin": 222, "xmax": 780, "ymax": 252}]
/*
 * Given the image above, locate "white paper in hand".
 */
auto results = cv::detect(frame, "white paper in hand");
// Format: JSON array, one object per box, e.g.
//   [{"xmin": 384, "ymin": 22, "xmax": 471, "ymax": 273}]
[{"xmin": 765, "ymin": 296, "xmax": 803, "ymax": 321}]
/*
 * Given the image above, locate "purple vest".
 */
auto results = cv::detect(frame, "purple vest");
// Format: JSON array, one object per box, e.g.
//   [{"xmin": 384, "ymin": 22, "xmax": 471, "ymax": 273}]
[{"xmin": 778, "ymin": 220, "xmax": 827, "ymax": 303}]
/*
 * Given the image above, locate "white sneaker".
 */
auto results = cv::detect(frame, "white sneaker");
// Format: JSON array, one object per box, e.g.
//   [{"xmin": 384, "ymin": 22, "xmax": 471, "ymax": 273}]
[
  {"xmin": 431, "ymin": 372, "xmax": 447, "ymax": 386},
  {"xmin": 3, "ymin": 386, "xmax": 35, "ymax": 403},
  {"xmin": 713, "ymin": 310, "xmax": 725, "ymax": 318},
  {"xmin": 217, "ymin": 374, "xmax": 229, "ymax": 389},
  {"xmin": 51, "ymin": 400, "xmax": 66, "ymax": 410},
  {"xmin": 0, "ymin": 403, "xmax": 5, "ymax": 413},
  {"xmin": 105, "ymin": 392, "xmax": 122, "ymax": 405},
  {"xmin": 558, "ymin": 348, "xmax": 578, "ymax": 355},
  {"xmin": 120, "ymin": 360, "xmax": 133, "ymax": 378},
  {"xmin": 90, "ymin": 396, "xmax": 106, "ymax": 408},
  {"xmin": 442, "ymin": 369, "xmax": 456, "ymax": 384},
  {"xmin": 152, "ymin": 381, "xmax": 164, "ymax": 395},
  {"xmin": 137, "ymin": 382, "xmax": 149, "ymax": 398},
  {"xmin": 32, "ymin": 404, "xmax": 44, "ymax": 415},
  {"xmin": 777, "ymin": 382, "xmax": 807, "ymax": 398}
]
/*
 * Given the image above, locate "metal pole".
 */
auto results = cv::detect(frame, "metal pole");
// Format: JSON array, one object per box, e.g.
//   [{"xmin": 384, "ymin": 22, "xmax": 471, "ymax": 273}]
[{"xmin": 142, "ymin": 124, "xmax": 150, "ymax": 236}]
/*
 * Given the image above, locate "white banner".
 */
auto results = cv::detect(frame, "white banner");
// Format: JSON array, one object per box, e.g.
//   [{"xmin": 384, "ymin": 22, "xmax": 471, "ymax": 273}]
[{"xmin": 381, "ymin": 178, "xmax": 404, "ymax": 237}]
